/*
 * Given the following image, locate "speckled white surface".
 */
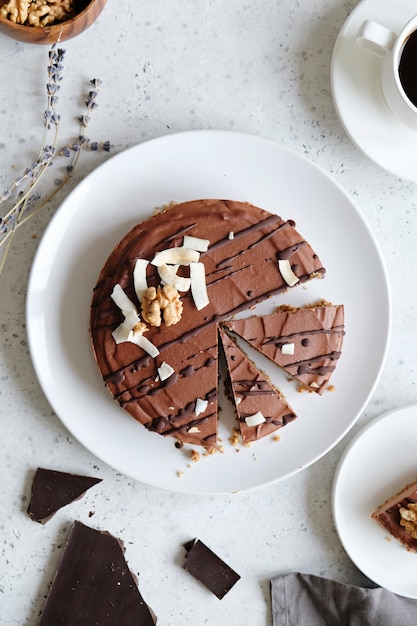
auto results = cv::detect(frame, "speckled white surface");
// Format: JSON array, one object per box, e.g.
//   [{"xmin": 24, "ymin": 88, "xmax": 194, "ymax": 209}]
[{"xmin": 1, "ymin": 1, "xmax": 416, "ymax": 624}]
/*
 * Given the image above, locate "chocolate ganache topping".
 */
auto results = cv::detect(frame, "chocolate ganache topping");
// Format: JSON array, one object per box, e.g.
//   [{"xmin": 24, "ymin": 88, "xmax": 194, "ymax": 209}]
[{"xmin": 90, "ymin": 199, "xmax": 325, "ymax": 447}]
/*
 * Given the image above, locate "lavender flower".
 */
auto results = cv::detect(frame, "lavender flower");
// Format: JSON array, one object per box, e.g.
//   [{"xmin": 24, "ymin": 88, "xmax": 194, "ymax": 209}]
[{"xmin": 0, "ymin": 44, "xmax": 111, "ymax": 276}]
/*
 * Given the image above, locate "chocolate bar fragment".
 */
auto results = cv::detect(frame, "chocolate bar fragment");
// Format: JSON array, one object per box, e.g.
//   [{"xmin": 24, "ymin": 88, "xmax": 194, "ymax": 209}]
[
  {"xmin": 183, "ymin": 538, "xmax": 240, "ymax": 599},
  {"xmin": 27, "ymin": 468, "xmax": 102, "ymax": 524},
  {"xmin": 39, "ymin": 521, "xmax": 157, "ymax": 625}
]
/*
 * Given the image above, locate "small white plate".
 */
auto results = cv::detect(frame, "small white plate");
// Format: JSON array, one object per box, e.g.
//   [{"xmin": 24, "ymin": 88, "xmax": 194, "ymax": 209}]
[
  {"xmin": 331, "ymin": 0, "xmax": 417, "ymax": 182},
  {"xmin": 26, "ymin": 130, "xmax": 390, "ymax": 494},
  {"xmin": 333, "ymin": 405, "xmax": 417, "ymax": 598}
]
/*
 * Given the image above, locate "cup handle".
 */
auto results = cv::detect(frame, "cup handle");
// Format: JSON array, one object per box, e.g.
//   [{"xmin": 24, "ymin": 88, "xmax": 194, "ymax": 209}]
[{"xmin": 356, "ymin": 20, "xmax": 397, "ymax": 57}]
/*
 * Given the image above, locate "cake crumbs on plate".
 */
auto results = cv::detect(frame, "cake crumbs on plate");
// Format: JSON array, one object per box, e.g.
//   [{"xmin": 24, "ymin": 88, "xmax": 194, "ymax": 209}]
[
  {"xmin": 229, "ymin": 429, "xmax": 240, "ymax": 447},
  {"xmin": 190, "ymin": 449, "xmax": 201, "ymax": 463}
]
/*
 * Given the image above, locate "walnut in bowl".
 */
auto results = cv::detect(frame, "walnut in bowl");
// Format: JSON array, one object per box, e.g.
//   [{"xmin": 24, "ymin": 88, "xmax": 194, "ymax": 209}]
[{"xmin": 0, "ymin": 0, "xmax": 107, "ymax": 44}]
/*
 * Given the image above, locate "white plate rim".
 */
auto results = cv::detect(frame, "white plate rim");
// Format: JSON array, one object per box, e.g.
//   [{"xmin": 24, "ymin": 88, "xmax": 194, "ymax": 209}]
[
  {"xmin": 332, "ymin": 404, "xmax": 417, "ymax": 597},
  {"xmin": 26, "ymin": 129, "xmax": 391, "ymax": 495}
]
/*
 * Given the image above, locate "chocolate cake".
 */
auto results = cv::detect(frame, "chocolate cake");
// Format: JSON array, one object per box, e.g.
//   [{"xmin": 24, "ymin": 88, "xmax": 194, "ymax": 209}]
[
  {"xmin": 27, "ymin": 468, "xmax": 102, "ymax": 524},
  {"xmin": 219, "ymin": 328, "xmax": 297, "ymax": 443},
  {"xmin": 183, "ymin": 538, "xmax": 241, "ymax": 599},
  {"xmin": 90, "ymin": 199, "xmax": 325, "ymax": 448},
  {"xmin": 372, "ymin": 481, "xmax": 417, "ymax": 552},
  {"xmin": 222, "ymin": 301, "xmax": 344, "ymax": 394},
  {"xmin": 39, "ymin": 521, "xmax": 156, "ymax": 624}
]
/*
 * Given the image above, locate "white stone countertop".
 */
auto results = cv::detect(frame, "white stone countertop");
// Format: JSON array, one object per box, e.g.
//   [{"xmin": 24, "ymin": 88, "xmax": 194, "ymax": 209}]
[{"xmin": 1, "ymin": 1, "xmax": 417, "ymax": 624}]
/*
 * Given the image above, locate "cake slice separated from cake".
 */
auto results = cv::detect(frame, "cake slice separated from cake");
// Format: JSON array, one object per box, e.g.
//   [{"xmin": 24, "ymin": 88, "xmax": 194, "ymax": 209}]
[
  {"xmin": 219, "ymin": 328, "xmax": 297, "ymax": 444},
  {"xmin": 222, "ymin": 301, "xmax": 345, "ymax": 395},
  {"xmin": 372, "ymin": 480, "xmax": 417, "ymax": 552}
]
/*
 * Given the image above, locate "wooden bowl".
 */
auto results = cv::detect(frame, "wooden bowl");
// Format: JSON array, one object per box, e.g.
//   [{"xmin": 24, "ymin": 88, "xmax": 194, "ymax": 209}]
[{"xmin": 0, "ymin": 0, "xmax": 107, "ymax": 44}]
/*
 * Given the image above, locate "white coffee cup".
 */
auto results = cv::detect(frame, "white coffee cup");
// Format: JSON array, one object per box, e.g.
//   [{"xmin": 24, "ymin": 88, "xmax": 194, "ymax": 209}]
[{"xmin": 356, "ymin": 16, "xmax": 417, "ymax": 131}]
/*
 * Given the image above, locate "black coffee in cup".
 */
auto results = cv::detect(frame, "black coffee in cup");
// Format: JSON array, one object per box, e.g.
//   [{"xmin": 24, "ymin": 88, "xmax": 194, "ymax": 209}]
[{"xmin": 399, "ymin": 30, "xmax": 417, "ymax": 107}]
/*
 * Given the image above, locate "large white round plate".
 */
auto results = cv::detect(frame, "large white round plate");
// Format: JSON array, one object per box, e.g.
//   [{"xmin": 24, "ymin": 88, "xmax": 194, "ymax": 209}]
[
  {"xmin": 26, "ymin": 130, "xmax": 390, "ymax": 494},
  {"xmin": 331, "ymin": 0, "xmax": 417, "ymax": 182},
  {"xmin": 332, "ymin": 405, "xmax": 417, "ymax": 598}
]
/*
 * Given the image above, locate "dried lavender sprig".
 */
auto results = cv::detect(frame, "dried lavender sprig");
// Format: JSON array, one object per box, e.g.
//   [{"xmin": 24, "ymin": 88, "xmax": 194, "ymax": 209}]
[
  {"xmin": 0, "ymin": 45, "xmax": 111, "ymax": 276},
  {"xmin": 63, "ymin": 78, "xmax": 106, "ymax": 176},
  {"xmin": 0, "ymin": 151, "xmax": 54, "ymax": 226}
]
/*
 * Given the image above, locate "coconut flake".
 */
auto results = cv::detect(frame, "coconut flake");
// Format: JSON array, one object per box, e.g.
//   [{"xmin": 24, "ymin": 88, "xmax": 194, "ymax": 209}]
[
  {"xmin": 151, "ymin": 247, "xmax": 200, "ymax": 267},
  {"xmin": 128, "ymin": 333, "xmax": 160, "ymax": 357},
  {"xmin": 133, "ymin": 258, "xmax": 149, "ymax": 302},
  {"xmin": 112, "ymin": 324, "xmax": 131, "ymax": 344},
  {"xmin": 228, "ymin": 231, "xmax": 234, "ymax": 240},
  {"xmin": 112, "ymin": 311, "xmax": 141, "ymax": 344},
  {"xmin": 195, "ymin": 398, "xmax": 208, "ymax": 416},
  {"xmin": 110, "ymin": 284, "xmax": 138, "ymax": 316},
  {"xmin": 278, "ymin": 259, "xmax": 299, "ymax": 287},
  {"xmin": 158, "ymin": 361, "xmax": 175, "ymax": 381},
  {"xmin": 245, "ymin": 411, "xmax": 266, "ymax": 427},
  {"xmin": 190, "ymin": 261, "xmax": 209, "ymax": 310},
  {"xmin": 183, "ymin": 235, "xmax": 209, "ymax": 252},
  {"xmin": 281, "ymin": 343, "xmax": 295, "ymax": 355},
  {"xmin": 158, "ymin": 263, "xmax": 191, "ymax": 292}
]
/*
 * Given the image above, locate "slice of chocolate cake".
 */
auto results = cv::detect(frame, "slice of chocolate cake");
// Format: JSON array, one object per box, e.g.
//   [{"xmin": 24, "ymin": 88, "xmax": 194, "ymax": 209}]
[
  {"xmin": 222, "ymin": 301, "xmax": 344, "ymax": 395},
  {"xmin": 372, "ymin": 481, "xmax": 417, "ymax": 552},
  {"xmin": 27, "ymin": 468, "xmax": 102, "ymax": 524},
  {"xmin": 90, "ymin": 199, "xmax": 325, "ymax": 447},
  {"xmin": 219, "ymin": 328, "xmax": 297, "ymax": 444},
  {"xmin": 38, "ymin": 521, "xmax": 157, "ymax": 625}
]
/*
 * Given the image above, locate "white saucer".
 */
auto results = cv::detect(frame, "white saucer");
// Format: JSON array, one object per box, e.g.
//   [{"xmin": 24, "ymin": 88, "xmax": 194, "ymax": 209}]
[
  {"xmin": 331, "ymin": 0, "xmax": 417, "ymax": 182},
  {"xmin": 332, "ymin": 405, "xmax": 417, "ymax": 598}
]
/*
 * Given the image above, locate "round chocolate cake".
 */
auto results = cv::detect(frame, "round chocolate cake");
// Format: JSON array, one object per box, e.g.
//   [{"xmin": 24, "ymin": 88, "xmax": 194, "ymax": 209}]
[{"xmin": 90, "ymin": 199, "xmax": 326, "ymax": 448}]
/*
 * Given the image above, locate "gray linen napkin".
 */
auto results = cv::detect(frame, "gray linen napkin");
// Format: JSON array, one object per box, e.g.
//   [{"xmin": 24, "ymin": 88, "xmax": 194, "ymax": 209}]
[{"xmin": 271, "ymin": 572, "xmax": 417, "ymax": 626}]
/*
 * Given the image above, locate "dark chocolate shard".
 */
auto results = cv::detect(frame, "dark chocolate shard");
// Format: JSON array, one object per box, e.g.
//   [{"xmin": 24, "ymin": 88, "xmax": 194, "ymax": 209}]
[
  {"xmin": 39, "ymin": 521, "xmax": 157, "ymax": 625},
  {"xmin": 27, "ymin": 468, "xmax": 102, "ymax": 524},
  {"xmin": 183, "ymin": 538, "xmax": 240, "ymax": 599}
]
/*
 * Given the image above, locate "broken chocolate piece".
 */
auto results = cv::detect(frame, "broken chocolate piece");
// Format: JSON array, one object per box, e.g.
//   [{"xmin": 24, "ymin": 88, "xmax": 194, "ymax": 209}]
[
  {"xmin": 183, "ymin": 538, "xmax": 240, "ymax": 599},
  {"xmin": 39, "ymin": 521, "xmax": 157, "ymax": 625},
  {"xmin": 27, "ymin": 468, "xmax": 102, "ymax": 524}
]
